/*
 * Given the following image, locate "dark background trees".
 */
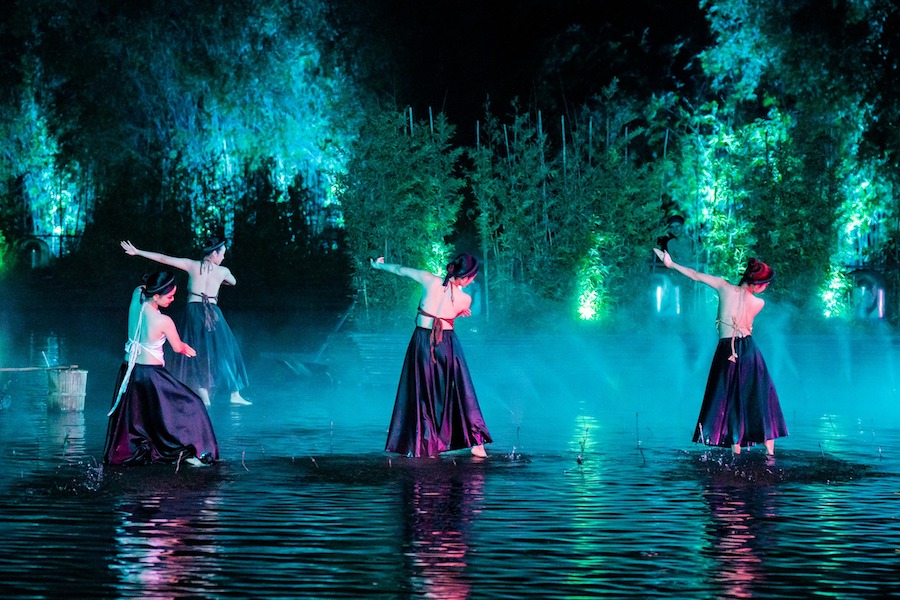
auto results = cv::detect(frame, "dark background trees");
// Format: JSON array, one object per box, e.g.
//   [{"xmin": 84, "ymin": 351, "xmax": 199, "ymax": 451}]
[{"xmin": 2, "ymin": 0, "xmax": 900, "ymax": 326}]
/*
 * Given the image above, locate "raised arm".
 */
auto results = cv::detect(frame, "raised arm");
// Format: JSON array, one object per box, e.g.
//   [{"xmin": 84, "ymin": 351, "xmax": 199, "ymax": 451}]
[
  {"xmin": 654, "ymin": 248, "xmax": 726, "ymax": 290},
  {"xmin": 121, "ymin": 240, "xmax": 195, "ymax": 272},
  {"xmin": 370, "ymin": 257, "xmax": 434, "ymax": 286}
]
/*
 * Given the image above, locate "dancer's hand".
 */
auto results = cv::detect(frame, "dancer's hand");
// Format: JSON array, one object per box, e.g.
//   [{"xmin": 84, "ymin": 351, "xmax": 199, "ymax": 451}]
[
  {"xmin": 653, "ymin": 248, "xmax": 672, "ymax": 268},
  {"xmin": 370, "ymin": 257, "xmax": 385, "ymax": 269},
  {"xmin": 121, "ymin": 240, "xmax": 139, "ymax": 255},
  {"xmin": 180, "ymin": 343, "xmax": 197, "ymax": 358}
]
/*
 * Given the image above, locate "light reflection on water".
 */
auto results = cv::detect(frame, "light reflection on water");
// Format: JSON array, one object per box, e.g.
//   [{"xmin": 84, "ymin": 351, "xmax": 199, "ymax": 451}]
[{"xmin": 0, "ymin": 308, "xmax": 899, "ymax": 598}]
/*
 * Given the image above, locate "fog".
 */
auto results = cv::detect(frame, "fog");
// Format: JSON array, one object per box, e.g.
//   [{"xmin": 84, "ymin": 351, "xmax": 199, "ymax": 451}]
[
  {"xmin": 2, "ymin": 278, "xmax": 898, "ymax": 464},
  {"xmin": 1, "ymin": 286, "xmax": 898, "ymax": 599}
]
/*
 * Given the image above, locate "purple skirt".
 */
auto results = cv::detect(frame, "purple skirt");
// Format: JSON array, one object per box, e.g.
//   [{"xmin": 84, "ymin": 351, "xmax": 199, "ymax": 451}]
[
  {"xmin": 104, "ymin": 363, "xmax": 219, "ymax": 465},
  {"xmin": 693, "ymin": 336, "xmax": 788, "ymax": 448},
  {"xmin": 169, "ymin": 302, "xmax": 249, "ymax": 397},
  {"xmin": 385, "ymin": 327, "xmax": 492, "ymax": 457}
]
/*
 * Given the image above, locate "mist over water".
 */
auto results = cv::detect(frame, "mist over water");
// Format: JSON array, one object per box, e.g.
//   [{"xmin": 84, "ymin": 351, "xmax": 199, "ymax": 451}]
[{"xmin": 1, "ymin": 298, "xmax": 898, "ymax": 598}]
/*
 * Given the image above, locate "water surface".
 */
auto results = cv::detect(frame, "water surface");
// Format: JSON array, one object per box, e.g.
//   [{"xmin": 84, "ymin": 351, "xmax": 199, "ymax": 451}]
[{"xmin": 0, "ymin": 307, "xmax": 897, "ymax": 598}]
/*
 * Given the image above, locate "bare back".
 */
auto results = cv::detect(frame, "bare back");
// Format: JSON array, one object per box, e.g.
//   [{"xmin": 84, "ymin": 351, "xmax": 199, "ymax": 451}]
[
  {"xmin": 715, "ymin": 283, "xmax": 765, "ymax": 339},
  {"xmin": 417, "ymin": 274, "xmax": 472, "ymax": 329},
  {"xmin": 370, "ymin": 259, "xmax": 474, "ymax": 331},
  {"xmin": 126, "ymin": 292, "xmax": 171, "ymax": 365},
  {"xmin": 185, "ymin": 261, "xmax": 234, "ymax": 303},
  {"xmin": 653, "ymin": 249, "xmax": 766, "ymax": 339}
]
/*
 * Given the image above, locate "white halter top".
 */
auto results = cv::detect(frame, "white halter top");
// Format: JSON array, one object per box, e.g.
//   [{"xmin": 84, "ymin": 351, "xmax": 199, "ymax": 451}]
[
  {"xmin": 124, "ymin": 334, "xmax": 166, "ymax": 364},
  {"xmin": 108, "ymin": 303, "xmax": 166, "ymax": 416}
]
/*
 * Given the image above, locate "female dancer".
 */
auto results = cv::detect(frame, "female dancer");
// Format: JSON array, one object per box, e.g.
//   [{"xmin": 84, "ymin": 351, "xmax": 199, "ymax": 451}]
[
  {"xmin": 654, "ymin": 248, "xmax": 788, "ymax": 455},
  {"xmin": 371, "ymin": 254, "xmax": 492, "ymax": 458},
  {"xmin": 104, "ymin": 271, "xmax": 218, "ymax": 466},
  {"xmin": 121, "ymin": 239, "xmax": 250, "ymax": 406}
]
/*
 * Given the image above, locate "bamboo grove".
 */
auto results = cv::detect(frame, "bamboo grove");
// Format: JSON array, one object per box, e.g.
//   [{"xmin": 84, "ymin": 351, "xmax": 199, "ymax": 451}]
[{"xmin": 3, "ymin": 0, "xmax": 900, "ymax": 325}]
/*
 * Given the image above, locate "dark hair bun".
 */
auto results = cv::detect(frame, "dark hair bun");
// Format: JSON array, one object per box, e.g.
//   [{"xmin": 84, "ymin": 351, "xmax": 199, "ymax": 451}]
[
  {"xmin": 142, "ymin": 271, "xmax": 176, "ymax": 295},
  {"xmin": 442, "ymin": 254, "xmax": 479, "ymax": 285},
  {"xmin": 740, "ymin": 258, "xmax": 775, "ymax": 285}
]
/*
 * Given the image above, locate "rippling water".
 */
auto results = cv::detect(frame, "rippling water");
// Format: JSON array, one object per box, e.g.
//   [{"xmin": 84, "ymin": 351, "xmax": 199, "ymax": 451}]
[{"xmin": 1, "ymin": 308, "xmax": 898, "ymax": 599}]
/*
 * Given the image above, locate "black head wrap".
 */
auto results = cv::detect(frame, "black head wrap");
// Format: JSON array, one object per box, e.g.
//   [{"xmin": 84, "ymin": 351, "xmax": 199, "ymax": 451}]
[
  {"xmin": 739, "ymin": 258, "xmax": 775, "ymax": 286},
  {"xmin": 142, "ymin": 271, "xmax": 176, "ymax": 296},
  {"xmin": 202, "ymin": 237, "xmax": 226, "ymax": 256},
  {"xmin": 442, "ymin": 254, "xmax": 479, "ymax": 286}
]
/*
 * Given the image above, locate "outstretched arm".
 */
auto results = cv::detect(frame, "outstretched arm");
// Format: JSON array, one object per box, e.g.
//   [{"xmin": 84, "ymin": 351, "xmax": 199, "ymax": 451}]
[
  {"xmin": 653, "ymin": 248, "xmax": 725, "ymax": 290},
  {"xmin": 121, "ymin": 240, "xmax": 195, "ymax": 272},
  {"xmin": 370, "ymin": 257, "xmax": 433, "ymax": 286}
]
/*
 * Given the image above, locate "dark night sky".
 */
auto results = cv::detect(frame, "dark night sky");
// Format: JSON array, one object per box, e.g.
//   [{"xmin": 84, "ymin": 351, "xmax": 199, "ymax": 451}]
[{"xmin": 361, "ymin": 0, "xmax": 709, "ymax": 130}]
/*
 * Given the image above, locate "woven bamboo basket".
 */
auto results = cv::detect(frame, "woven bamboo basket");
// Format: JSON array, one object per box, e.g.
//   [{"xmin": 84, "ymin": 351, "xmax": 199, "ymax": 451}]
[{"xmin": 47, "ymin": 368, "xmax": 88, "ymax": 411}]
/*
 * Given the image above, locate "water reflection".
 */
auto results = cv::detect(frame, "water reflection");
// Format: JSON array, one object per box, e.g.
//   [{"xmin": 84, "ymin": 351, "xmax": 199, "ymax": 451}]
[
  {"xmin": 401, "ymin": 462, "xmax": 485, "ymax": 599},
  {"xmin": 569, "ymin": 413, "xmax": 600, "ymax": 459},
  {"xmin": 702, "ymin": 484, "xmax": 776, "ymax": 599},
  {"xmin": 46, "ymin": 410, "xmax": 86, "ymax": 463},
  {"xmin": 2, "ymin": 308, "xmax": 900, "ymax": 598},
  {"xmin": 112, "ymin": 491, "xmax": 222, "ymax": 598}
]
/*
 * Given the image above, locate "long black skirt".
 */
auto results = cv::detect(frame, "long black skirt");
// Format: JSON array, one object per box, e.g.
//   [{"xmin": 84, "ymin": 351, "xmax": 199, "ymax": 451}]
[
  {"xmin": 385, "ymin": 327, "xmax": 492, "ymax": 457},
  {"xmin": 693, "ymin": 336, "xmax": 788, "ymax": 448},
  {"xmin": 104, "ymin": 363, "xmax": 219, "ymax": 465},
  {"xmin": 169, "ymin": 302, "xmax": 249, "ymax": 397}
]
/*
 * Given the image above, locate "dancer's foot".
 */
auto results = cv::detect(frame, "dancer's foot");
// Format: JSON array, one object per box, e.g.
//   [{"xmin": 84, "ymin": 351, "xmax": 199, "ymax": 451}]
[
  {"xmin": 185, "ymin": 456, "xmax": 210, "ymax": 468},
  {"xmin": 764, "ymin": 439, "xmax": 775, "ymax": 456},
  {"xmin": 198, "ymin": 388, "xmax": 211, "ymax": 407},
  {"xmin": 731, "ymin": 444, "xmax": 741, "ymax": 455},
  {"xmin": 471, "ymin": 445, "xmax": 487, "ymax": 458},
  {"xmin": 230, "ymin": 392, "xmax": 252, "ymax": 406}
]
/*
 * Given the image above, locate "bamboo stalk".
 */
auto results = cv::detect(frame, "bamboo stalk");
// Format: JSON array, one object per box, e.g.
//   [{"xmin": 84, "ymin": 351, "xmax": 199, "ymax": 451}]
[
  {"xmin": 659, "ymin": 127, "xmax": 669, "ymax": 206},
  {"xmin": 561, "ymin": 115, "xmax": 566, "ymax": 182},
  {"xmin": 589, "ymin": 117, "xmax": 593, "ymax": 165},
  {"xmin": 503, "ymin": 124, "xmax": 511, "ymax": 164},
  {"xmin": 538, "ymin": 110, "xmax": 550, "ymax": 250}
]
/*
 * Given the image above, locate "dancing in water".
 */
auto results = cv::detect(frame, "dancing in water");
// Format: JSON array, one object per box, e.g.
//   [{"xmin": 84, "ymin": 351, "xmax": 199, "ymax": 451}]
[
  {"xmin": 121, "ymin": 239, "xmax": 250, "ymax": 406},
  {"xmin": 104, "ymin": 271, "xmax": 218, "ymax": 466},
  {"xmin": 371, "ymin": 254, "xmax": 492, "ymax": 458},
  {"xmin": 654, "ymin": 247, "xmax": 788, "ymax": 455}
]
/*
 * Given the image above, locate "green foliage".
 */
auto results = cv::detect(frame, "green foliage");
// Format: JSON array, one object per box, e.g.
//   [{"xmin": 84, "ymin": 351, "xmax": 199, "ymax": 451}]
[
  {"xmin": 820, "ymin": 265, "xmax": 853, "ymax": 319},
  {"xmin": 1, "ymin": 0, "xmax": 359, "ymax": 274},
  {"xmin": 684, "ymin": 0, "xmax": 895, "ymax": 316},
  {"xmin": 0, "ymin": 228, "xmax": 8, "ymax": 274},
  {"xmin": 4, "ymin": 0, "xmax": 900, "ymax": 330},
  {"xmin": 872, "ymin": 227, "xmax": 900, "ymax": 323},
  {"xmin": 569, "ymin": 101, "xmax": 662, "ymax": 323},
  {"xmin": 469, "ymin": 93, "xmax": 660, "ymax": 326},
  {"xmin": 0, "ymin": 68, "xmax": 90, "ymax": 258},
  {"xmin": 337, "ymin": 107, "xmax": 465, "ymax": 319},
  {"xmin": 667, "ymin": 98, "xmax": 846, "ymax": 310},
  {"xmin": 469, "ymin": 104, "xmax": 565, "ymax": 318}
]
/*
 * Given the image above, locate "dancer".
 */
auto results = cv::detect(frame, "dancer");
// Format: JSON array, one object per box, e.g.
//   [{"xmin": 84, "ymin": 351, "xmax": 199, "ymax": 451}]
[
  {"xmin": 372, "ymin": 254, "xmax": 492, "ymax": 458},
  {"xmin": 121, "ymin": 239, "xmax": 250, "ymax": 406},
  {"xmin": 104, "ymin": 271, "xmax": 218, "ymax": 466},
  {"xmin": 654, "ymin": 247, "xmax": 788, "ymax": 455}
]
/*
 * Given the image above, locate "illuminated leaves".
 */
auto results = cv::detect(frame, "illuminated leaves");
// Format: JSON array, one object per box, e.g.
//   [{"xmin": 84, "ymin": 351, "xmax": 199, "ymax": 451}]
[{"xmin": 337, "ymin": 108, "xmax": 465, "ymax": 315}]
